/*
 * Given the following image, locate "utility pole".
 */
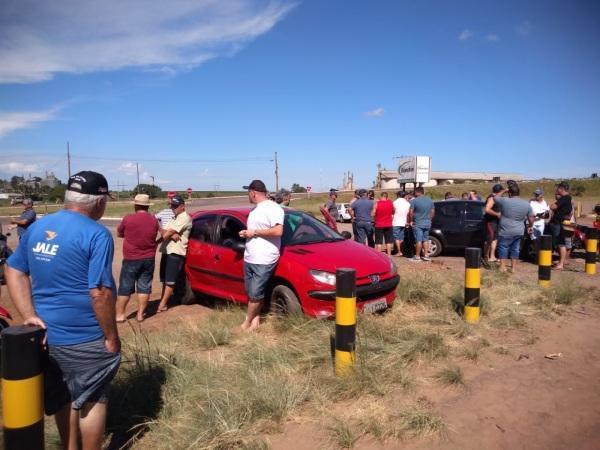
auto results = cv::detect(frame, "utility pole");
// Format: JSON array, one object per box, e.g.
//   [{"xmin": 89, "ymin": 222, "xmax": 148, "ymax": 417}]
[
  {"xmin": 150, "ymin": 175, "xmax": 155, "ymax": 186},
  {"xmin": 274, "ymin": 151, "xmax": 279, "ymax": 191},
  {"xmin": 67, "ymin": 141, "xmax": 71, "ymax": 178},
  {"xmin": 115, "ymin": 181, "xmax": 127, "ymax": 201},
  {"xmin": 136, "ymin": 162, "xmax": 140, "ymax": 189}
]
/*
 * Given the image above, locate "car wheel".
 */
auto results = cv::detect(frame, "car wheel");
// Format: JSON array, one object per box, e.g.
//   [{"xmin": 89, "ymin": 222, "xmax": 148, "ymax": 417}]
[
  {"xmin": 270, "ymin": 285, "xmax": 302, "ymax": 315},
  {"xmin": 181, "ymin": 278, "xmax": 198, "ymax": 305},
  {"xmin": 428, "ymin": 236, "xmax": 442, "ymax": 257}
]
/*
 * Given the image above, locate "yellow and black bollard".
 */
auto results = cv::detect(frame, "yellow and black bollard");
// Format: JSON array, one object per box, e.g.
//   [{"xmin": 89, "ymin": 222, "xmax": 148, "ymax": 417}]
[
  {"xmin": 585, "ymin": 230, "xmax": 598, "ymax": 275},
  {"xmin": 538, "ymin": 235, "xmax": 553, "ymax": 287},
  {"xmin": 1, "ymin": 325, "xmax": 45, "ymax": 450},
  {"xmin": 334, "ymin": 268, "xmax": 356, "ymax": 377},
  {"xmin": 464, "ymin": 248, "xmax": 481, "ymax": 324}
]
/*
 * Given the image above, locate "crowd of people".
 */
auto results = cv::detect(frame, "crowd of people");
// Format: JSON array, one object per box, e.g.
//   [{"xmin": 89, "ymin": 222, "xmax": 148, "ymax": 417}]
[
  {"xmin": 4, "ymin": 172, "xmax": 285, "ymax": 449},
  {"xmin": 1, "ymin": 171, "xmax": 594, "ymax": 449}
]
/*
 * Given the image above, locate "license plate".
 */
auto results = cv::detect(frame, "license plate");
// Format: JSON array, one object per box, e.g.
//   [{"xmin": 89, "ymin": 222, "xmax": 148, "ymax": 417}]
[{"xmin": 362, "ymin": 298, "xmax": 388, "ymax": 314}]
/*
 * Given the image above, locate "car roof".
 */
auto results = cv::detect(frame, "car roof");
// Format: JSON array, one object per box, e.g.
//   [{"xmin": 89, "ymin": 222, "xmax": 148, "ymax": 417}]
[
  {"xmin": 433, "ymin": 200, "xmax": 485, "ymax": 205},
  {"xmin": 191, "ymin": 207, "xmax": 304, "ymax": 220}
]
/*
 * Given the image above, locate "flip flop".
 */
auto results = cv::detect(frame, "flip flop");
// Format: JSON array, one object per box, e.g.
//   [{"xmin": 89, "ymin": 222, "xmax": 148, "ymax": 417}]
[
  {"xmin": 116, "ymin": 318, "xmax": 127, "ymax": 324},
  {"xmin": 157, "ymin": 307, "xmax": 168, "ymax": 313}
]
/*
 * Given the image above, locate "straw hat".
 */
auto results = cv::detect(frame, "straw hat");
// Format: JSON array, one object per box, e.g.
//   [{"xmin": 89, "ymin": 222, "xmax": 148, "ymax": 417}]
[{"xmin": 133, "ymin": 194, "xmax": 153, "ymax": 206}]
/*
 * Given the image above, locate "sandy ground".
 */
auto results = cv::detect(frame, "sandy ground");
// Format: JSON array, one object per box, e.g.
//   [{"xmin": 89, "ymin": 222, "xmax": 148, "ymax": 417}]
[{"xmin": 1, "ymin": 200, "xmax": 599, "ymax": 450}]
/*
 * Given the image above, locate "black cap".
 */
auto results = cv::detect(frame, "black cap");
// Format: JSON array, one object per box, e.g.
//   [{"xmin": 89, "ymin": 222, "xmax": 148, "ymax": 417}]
[
  {"xmin": 243, "ymin": 179, "xmax": 268, "ymax": 193},
  {"xmin": 170, "ymin": 194, "xmax": 185, "ymax": 207},
  {"xmin": 67, "ymin": 171, "xmax": 110, "ymax": 196},
  {"xmin": 358, "ymin": 188, "xmax": 367, "ymax": 196},
  {"xmin": 556, "ymin": 181, "xmax": 570, "ymax": 191},
  {"xmin": 492, "ymin": 183, "xmax": 503, "ymax": 193}
]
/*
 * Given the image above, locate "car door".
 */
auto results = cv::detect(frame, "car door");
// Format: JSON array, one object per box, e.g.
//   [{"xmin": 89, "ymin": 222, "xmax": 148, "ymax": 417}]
[
  {"xmin": 211, "ymin": 215, "xmax": 247, "ymax": 303},
  {"xmin": 432, "ymin": 202, "xmax": 465, "ymax": 248},
  {"xmin": 186, "ymin": 214, "xmax": 218, "ymax": 295},
  {"xmin": 464, "ymin": 202, "xmax": 486, "ymax": 247}
]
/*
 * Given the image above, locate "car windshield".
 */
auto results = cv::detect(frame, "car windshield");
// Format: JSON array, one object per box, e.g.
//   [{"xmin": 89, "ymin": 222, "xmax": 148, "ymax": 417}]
[{"xmin": 283, "ymin": 211, "xmax": 345, "ymax": 245}]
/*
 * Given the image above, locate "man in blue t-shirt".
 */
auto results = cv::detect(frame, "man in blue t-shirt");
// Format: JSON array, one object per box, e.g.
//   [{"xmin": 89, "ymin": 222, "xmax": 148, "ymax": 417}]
[
  {"xmin": 10, "ymin": 197, "xmax": 36, "ymax": 240},
  {"xmin": 6, "ymin": 170, "xmax": 120, "ymax": 449},
  {"xmin": 408, "ymin": 186, "xmax": 435, "ymax": 262},
  {"xmin": 349, "ymin": 188, "xmax": 375, "ymax": 247}
]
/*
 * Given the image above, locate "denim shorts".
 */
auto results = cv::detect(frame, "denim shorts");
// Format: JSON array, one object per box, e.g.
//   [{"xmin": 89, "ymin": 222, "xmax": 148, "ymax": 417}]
[
  {"xmin": 118, "ymin": 258, "xmax": 155, "ymax": 295},
  {"xmin": 548, "ymin": 222, "xmax": 573, "ymax": 249},
  {"xmin": 497, "ymin": 235, "xmax": 522, "ymax": 259},
  {"xmin": 244, "ymin": 262, "xmax": 277, "ymax": 301},
  {"xmin": 45, "ymin": 338, "xmax": 121, "ymax": 415},
  {"xmin": 412, "ymin": 226, "xmax": 430, "ymax": 242},
  {"xmin": 160, "ymin": 253, "xmax": 185, "ymax": 286},
  {"xmin": 392, "ymin": 226, "xmax": 405, "ymax": 241}
]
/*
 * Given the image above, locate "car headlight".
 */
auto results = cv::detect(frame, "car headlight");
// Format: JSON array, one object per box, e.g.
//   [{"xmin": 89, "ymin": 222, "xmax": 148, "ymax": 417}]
[
  {"xmin": 310, "ymin": 270, "xmax": 336, "ymax": 286},
  {"xmin": 389, "ymin": 259, "xmax": 397, "ymax": 275}
]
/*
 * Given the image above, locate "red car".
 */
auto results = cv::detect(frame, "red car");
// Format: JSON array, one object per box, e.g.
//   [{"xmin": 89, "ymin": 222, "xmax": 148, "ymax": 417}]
[{"xmin": 183, "ymin": 208, "xmax": 400, "ymax": 317}]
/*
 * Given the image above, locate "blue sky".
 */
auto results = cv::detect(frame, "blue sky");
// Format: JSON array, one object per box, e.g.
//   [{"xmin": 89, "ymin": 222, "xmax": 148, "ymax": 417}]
[{"xmin": 1, "ymin": 0, "xmax": 599, "ymax": 191}]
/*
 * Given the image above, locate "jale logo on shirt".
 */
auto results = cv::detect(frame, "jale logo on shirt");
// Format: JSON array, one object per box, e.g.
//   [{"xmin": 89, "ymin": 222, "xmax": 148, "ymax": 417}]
[{"xmin": 32, "ymin": 230, "xmax": 60, "ymax": 256}]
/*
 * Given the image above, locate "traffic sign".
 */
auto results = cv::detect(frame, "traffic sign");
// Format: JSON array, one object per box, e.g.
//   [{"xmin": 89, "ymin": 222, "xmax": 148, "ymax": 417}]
[
  {"xmin": 307, "ymin": 186, "xmax": 312, "ymax": 192},
  {"xmin": 186, "ymin": 187, "xmax": 193, "ymax": 193}
]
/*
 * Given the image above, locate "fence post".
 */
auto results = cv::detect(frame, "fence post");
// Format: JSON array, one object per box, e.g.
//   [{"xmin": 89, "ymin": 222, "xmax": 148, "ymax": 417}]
[
  {"xmin": 538, "ymin": 235, "xmax": 553, "ymax": 287},
  {"xmin": 335, "ymin": 268, "xmax": 356, "ymax": 377},
  {"xmin": 464, "ymin": 248, "xmax": 481, "ymax": 324},
  {"xmin": 585, "ymin": 230, "xmax": 598, "ymax": 275},
  {"xmin": 1, "ymin": 325, "xmax": 45, "ymax": 450}
]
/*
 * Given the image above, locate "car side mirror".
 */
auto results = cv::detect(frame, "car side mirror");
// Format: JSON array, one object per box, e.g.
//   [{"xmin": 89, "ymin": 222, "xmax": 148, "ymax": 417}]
[{"xmin": 341, "ymin": 231, "xmax": 352, "ymax": 240}]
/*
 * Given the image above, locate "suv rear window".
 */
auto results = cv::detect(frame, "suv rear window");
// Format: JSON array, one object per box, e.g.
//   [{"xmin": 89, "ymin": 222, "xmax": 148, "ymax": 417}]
[{"xmin": 435, "ymin": 202, "xmax": 463, "ymax": 218}]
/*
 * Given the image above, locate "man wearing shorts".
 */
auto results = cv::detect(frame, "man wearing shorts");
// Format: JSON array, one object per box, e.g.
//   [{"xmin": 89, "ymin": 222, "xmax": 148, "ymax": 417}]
[
  {"xmin": 372, "ymin": 191, "xmax": 394, "ymax": 256},
  {"xmin": 549, "ymin": 182, "xmax": 573, "ymax": 270},
  {"xmin": 408, "ymin": 186, "xmax": 435, "ymax": 262},
  {"xmin": 392, "ymin": 191, "xmax": 410, "ymax": 256},
  {"xmin": 239, "ymin": 179, "xmax": 284, "ymax": 331},
  {"xmin": 6, "ymin": 170, "xmax": 120, "ymax": 450},
  {"xmin": 486, "ymin": 184, "xmax": 534, "ymax": 273},
  {"xmin": 157, "ymin": 194, "xmax": 192, "ymax": 312},
  {"xmin": 115, "ymin": 194, "xmax": 159, "ymax": 323}
]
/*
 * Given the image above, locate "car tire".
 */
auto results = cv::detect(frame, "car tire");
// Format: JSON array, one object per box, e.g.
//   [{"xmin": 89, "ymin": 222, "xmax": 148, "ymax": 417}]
[
  {"xmin": 428, "ymin": 236, "xmax": 443, "ymax": 257},
  {"xmin": 270, "ymin": 285, "xmax": 302, "ymax": 315},
  {"xmin": 181, "ymin": 278, "xmax": 199, "ymax": 305}
]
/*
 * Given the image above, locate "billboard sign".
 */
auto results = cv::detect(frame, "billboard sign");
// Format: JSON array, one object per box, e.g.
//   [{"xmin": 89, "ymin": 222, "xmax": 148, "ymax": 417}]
[{"xmin": 397, "ymin": 156, "xmax": 431, "ymax": 184}]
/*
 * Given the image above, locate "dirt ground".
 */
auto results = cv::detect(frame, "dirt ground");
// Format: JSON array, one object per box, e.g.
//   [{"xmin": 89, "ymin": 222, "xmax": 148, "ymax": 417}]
[{"xmin": 1, "ymin": 207, "xmax": 599, "ymax": 449}]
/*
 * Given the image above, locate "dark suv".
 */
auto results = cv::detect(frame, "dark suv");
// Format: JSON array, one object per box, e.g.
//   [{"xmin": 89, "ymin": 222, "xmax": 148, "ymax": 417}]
[{"xmin": 427, "ymin": 200, "xmax": 485, "ymax": 256}]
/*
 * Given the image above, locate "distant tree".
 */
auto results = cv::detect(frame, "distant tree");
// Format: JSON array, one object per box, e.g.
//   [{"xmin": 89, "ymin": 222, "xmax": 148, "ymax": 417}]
[
  {"xmin": 10, "ymin": 176, "xmax": 24, "ymax": 191},
  {"xmin": 291, "ymin": 183, "xmax": 307, "ymax": 193},
  {"xmin": 133, "ymin": 183, "xmax": 162, "ymax": 199},
  {"xmin": 48, "ymin": 184, "xmax": 67, "ymax": 202}
]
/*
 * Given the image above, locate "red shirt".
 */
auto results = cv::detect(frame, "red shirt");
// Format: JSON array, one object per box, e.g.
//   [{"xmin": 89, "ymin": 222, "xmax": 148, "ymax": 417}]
[
  {"xmin": 118, "ymin": 211, "xmax": 159, "ymax": 260},
  {"xmin": 374, "ymin": 199, "xmax": 393, "ymax": 228}
]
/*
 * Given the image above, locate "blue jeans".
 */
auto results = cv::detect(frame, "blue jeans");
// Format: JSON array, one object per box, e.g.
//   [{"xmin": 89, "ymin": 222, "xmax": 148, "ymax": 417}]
[
  {"xmin": 354, "ymin": 221, "xmax": 374, "ymax": 246},
  {"xmin": 245, "ymin": 262, "xmax": 277, "ymax": 301},
  {"xmin": 393, "ymin": 226, "xmax": 405, "ymax": 241},
  {"xmin": 412, "ymin": 226, "xmax": 430, "ymax": 243},
  {"xmin": 497, "ymin": 235, "xmax": 522, "ymax": 259},
  {"xmin": 118, "ymin": 258, "xmax": 155, "ymax": 295}
]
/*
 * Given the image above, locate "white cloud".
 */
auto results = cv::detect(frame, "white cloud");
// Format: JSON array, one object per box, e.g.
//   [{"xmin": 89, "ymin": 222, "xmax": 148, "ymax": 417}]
[
  {"xmin": 458, "ymin": 29, "xmax": 473, "ymax": 41},
  {"xmin": 117, "ymin": 161, "xmax": 139, "ymax": 175},
  {"xmin": 365, "ymin": 107, "xmax": 385, "ymax": 118},
  {"xmin": 0, "ymin": 162, "xmax": 40, "ymax": 173},
  {"xmin": 486, "ymin": 33, "xmax": 500, "ymax": 42},
  {"xmin": 0, "ymin": 106, "xmax": 61, "ymax": 137},
  {"xmin": 0, "ymin": 0, "xmax": 296, "ymax": 84},
  {"xmin": 515, "ymin": 21, "xmax": 532, "ymax": 36}
]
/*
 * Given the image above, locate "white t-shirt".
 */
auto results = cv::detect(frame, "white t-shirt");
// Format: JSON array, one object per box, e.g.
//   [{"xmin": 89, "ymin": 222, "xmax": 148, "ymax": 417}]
[
  {"xmin": 530, "ymin": 200, "xmax": 549, "ymax": 226},
  {"xmin": 244, "ymin": 200, "xmax": 285, "ymax": 265},
  {"xmin": 392, "ymin": 198, "xmax": 411, "ymax": 227}
]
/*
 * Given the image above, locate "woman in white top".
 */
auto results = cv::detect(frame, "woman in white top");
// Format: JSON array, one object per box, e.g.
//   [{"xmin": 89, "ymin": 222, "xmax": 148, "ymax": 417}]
[{"xmin": 529, "ymin": 188, "xmax": 549, "ymax": 240}]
